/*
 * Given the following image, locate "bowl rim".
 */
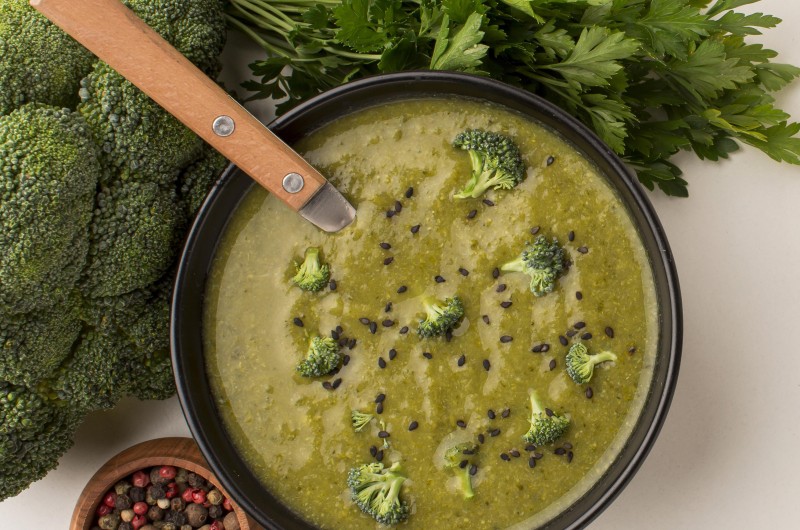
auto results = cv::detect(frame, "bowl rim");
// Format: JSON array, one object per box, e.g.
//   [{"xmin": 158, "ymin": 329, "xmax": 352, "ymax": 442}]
[{"xmin": 172, "ymin": 70, "xmax": 682, "ymax": 530}]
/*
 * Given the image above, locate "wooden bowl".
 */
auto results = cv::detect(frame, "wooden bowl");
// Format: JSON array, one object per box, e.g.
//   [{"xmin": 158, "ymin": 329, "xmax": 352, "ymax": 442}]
[{"xmin": 70, "ymin": 437, "xmax": 262, "ymax": 530}]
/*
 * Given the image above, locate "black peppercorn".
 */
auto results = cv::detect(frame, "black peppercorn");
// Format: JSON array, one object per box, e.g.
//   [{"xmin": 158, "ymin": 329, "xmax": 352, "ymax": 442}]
[
  {"xmin": 208, "ymin": 504, "xmax": 224, "ymax": 519},
  {"xmin": 170, "ymin": 497, "xmax": 185, "ymax": 512},
  {"xmin": 164, "ymin": 509, "xmax": 186, "ymax": 526},
  {"xmin": 129, "ymin": 487, "xmax": 145, "ymax": 503},
  {"xmin": 186, "ymin": 472, "xmax": 205, "ymax": 489},
  {"xmin": 147, "ymin": 505, "xmax": 164, "ymax": 522},
  {"xmin": 149, "ymin": 484, "xmax": 166, "ymax": 500},
  {"xmin": 114, "ymin": 493, "xmax": 132, "ymax": 511},
  {"xmin": 184, "ymin": 503, "xmax": 208, "ymax": 527},
  {"xmin": 118, "ymin": 523, "xmax": 133, "ymax": 530}
]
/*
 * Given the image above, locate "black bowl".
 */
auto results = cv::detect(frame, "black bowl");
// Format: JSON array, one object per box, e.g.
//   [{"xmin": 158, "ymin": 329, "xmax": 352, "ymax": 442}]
[{"xmin": 172, "ymin": 71, "xmax": 682, "ymax": 530}]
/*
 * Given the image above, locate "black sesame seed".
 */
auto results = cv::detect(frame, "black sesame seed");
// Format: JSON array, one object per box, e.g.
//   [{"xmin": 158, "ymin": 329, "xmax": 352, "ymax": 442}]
[
  {"xmin": 510, "ymin": 449, "xmax": 521, "ymax": 458},
  {"xmin": 490, "ymin": 428, "xmax": 501, "ymax": 437},
  {"xmin": 492, "ymin": 267, "xmax": 500, "ymax": 279},
  {"xmin": 559, "ymin": 335, "xmax": 568, "ymax": 346},
  {"xmin": 293, "ymin": 317, "xmax": 304, "ymax": 327},
  {"xmin": 457, "ymin": 354, "xmax": 466, "ymax": 367},
  {"xmin": 528, "ymin": 457, "xmax": 536, "ymax": 468},
  {"xmin": 501, "ymin": 408, "xmax": 510, "ymax": 418},
  {"xmin": 563, "ymin": 442, "xmax": 573, "ymax": 450},
  {"xmin": 336, "ymin": 325, "xmax": 343, "ymax": 333},
  {"xmin": 397, "ymin": 285, "xmax": 408, "ymax": 293},
  {"xmin": 605, "ymin": 326, "xmax": 615, "ymax": 338},
  {"xmin": 375, "ymin": 393, "xmax": 386, "ymax": 403},
  {"xmin": 369, "ymin": 322, "xmax": 377, "ymax": 334},
  {"xmin": 338, "ymin": 337, "xmax": 348, "ymax": 347},
  {"xmin": 399, "ymin": 326, "xmax": 409, "ymax": 334},
  {"xmin": 370, "ymin": 446, "xmax": 378, "ymax": 457},
  {"xmin": 567, "ymin": 451, "xmax": 574, "ymax": 463},
  {"xmin": 541, "ymin": 344, "xmax": 550, "ymax": 352},
  {"xmin": 410, "ymin": 224, "xmax": 420, "ymax": 234},
  {"xmin": 322, "ymin": 381, "xmax": 333, "ymax": 390},
  {"xmin": 382, "ymin": 319, "xmax": 394, "ymax": 327},
  {"xmin": 546, "ymin": 155, "xmax": 555, "ymax": 166},
  {"xmin": 459, "ymin": 267, "xmax": 469, "ymax": 276},
  {"xmin": 566, "ymin": 329, "xmax": 578, "ymax": 338},
  {"xmin": 376, "ymin": 450, "xmax": 384, "ymax": 462},
  {"xmin": 530, "ymin": 226, "xmax": 540, "ymax": 235},
  {"xmin": 386, "ymin": 210, "xmax": 395, "ymax": 218},
  {"xmin": 456, "ymin": 420, "xmax": 466, "ymax": 429},
  {"xmin": 394, "ymin": 200, "xmax": 402, "ymax": 213},
  {"xmin": 555, "ymin": 447, "xmax": 566, "ymax": 456},
  {"xmin": 380, "ymin": 242, "xmax": 391, "ymax": 250},
  {"xmin": 496, "ymin": 284, "xmax": 507, "ymax": 293},
  {"xmin": 378, "ymin": 430, "xmax": 390, "ymax": 438},
  {"xmin": 483, "ymin": 359, "xmax": 491, "ymax": 371},
  {"xmin": 376, "ymin": 402, "xmax": 384, "ymax": 414},
  {"xmin": 577, "ymin": 246, "xmax": 589, "ymax": 254},
  {"xmin": 500, "ymin": 453, "xmax": 511, "ymax": 461},
  {"xmin": 423, "ymin": 352, "xmax": 433, "ymax": 360},
  {"xmin": 525, "ymin": 444, "xmax": 536, "ymax": 452},
  {"xmin": 445, "ymin": 330, "xmax": 453, "ymax": 342},
  {"xmin": 574, "ymin": 321, "xmax": 586, "ymax": 329},
  {"xmin": 469, "ymin": 464, "xmax": 478, "ymax": 476},
  {"xmin": 483, "ymin": 199, "xmax": 495, "ymax": 207},
  {"xmin": 329, "ymin": 279, "xmax": 337, "ymax": 291},
  {"xmin": 405, "ymin": 187, "xmax": 414, "ymax": 199},
  {"xmin": 359, "ymin": 317, "xmax": 370, "ymax": 325},
  {"xmin": 500, "ymin": 301, "xmax": 512, "ymax": 308},
  {"xmin": 459, "ymin": 460, "xmax": 468, "ymax": 469},
  {"xmin": 408, "ymin": 421, "xmax": 418, "ymax": 431},
  {"xmin": 378, "ymin": 357, "xmax": 386, "ymax": 369},
  {"xmin": 532, "ymin": 344, "xmax": 542, "ymax": 353},
  {"xmin": 568, "ymin": 230, "xmax": 575, "ymax": 241},
  {"xmin": 467, "ymin": 209, "xmax": 477, "ymax": 219},
  {"xmin": 576, "ymin": 291, "xmax": 583, "ymax": 300},
  {"xmin": 343, "ymin": 354, "xmax": 351, "ymax": 366},
  {"xmin": 477, "ymin": 434, "xmax": 485, "ymax": 444},
  {"xmin": 629, "ymin": 346, "xmax": 637, "ymax": 354},
  {"xmin": 500, "ymin": 335, "xmax": 513, "ymax": 343},
  {"xmin": 384, "ymin": 302, "xmax": 392, "ymax": 312},
  {"xmin": 348, "ymin": 338, "xmax": 356, "ymax": 349},
  {"xmin": 545, "ymin": 408, "xmax": 554, "ymax": 417},
  {"xmin": 331, "ymin": 330, "xmax": 340, "ymax": 340},
  {"xmin": 581, "ymin": 332, "xmax": 592, "ymax": 340},
  {"xmin": 549, "ymin": 359, "xmax": 556, "ymax": 371},
  {"xmin": 332, "ymin": 378, "xmax": 342, "ymax": 389},
  {"xmin": 487, "ymin": 409, "xmax": 496, "ymax": 420},
  {"xmin": 434, "ymin": 275, "xmax": 446, "ymax": 283},
  {"xmin": 585, "ymin": 387, "xmax": 593, "ymax": 399},
  {"xmin": 533, "ymin": 452, "xmax": 543, "ymax": 459},
  {"xmin": 482, "ymin": 315, "xmax": 490, "ymax": 324},
  {"xmin": 384, "ymin": 256, "xmax": 394, "ymax": 265},
  {"xmin": 388, "ymin": 348, "xmax": 397, "ymax": 360}
]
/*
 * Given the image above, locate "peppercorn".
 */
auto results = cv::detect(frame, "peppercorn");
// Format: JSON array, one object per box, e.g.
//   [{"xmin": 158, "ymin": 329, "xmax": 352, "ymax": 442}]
[
  {"xmin": 185, "ymin": 503, "xmax": 209, "ymax": 527},
  {"xmin": 186, "ymin": 473, "xmax": 205, "ymax": 489},
  {"xmin": 222, "ymin": 513, "xmax": 239, "ymax": 530},
  {"xmin": 209, "ymin": 520, "xmax": 224, "ymax": 530},
  {"xmin": 147, "ymin": 505, "xmax": 164, "ymax": 522},
  {"xmin": 132, "ymin": 515, "xmax": 148, "ymax": 530},
  {"xmin": 170, "ymin": 497, "xmax": 186, "ymax": 512},
  {"xmin": 132, "ymin": 470, "xmax": 150, "ymax": 488},
  {"xmin": 103, "ymin": 491, "xmax": 118, "ymax": 508},
  {"xmin": 207, "ymin": 504, "xmax": 223, "ymax": 519},
  {"xmin": 119, "ymin": 523, "xmax": 133, "ymax": 530},
  {"xmin": 139, "ymin": 526, "xmax": 156, "ymax": 530},
  {"xmin": 130, "ymin": 487, "xmax": 145, "ymax": 503},
  {"xmin": 159, "ymin": 466, "xmax": 177, "ymax": 481},
  {"xmin": 206, "ymin": 489, "xmax": 223, "ymax": 506},
  {"xmin": 157, "ymin": 498, "xmax": 171, "ymax": 509},
  {"xmin": 164, "ymin": 509, "xmax": 187, "ymax": 526},
  {"xmin": 197, "ymin": 526, "xmax": 211, "ymax": 530},
  {"xmin": 96, "ymin": 504, "xmax": 113, "ymax": 517},
  {"xmin": 149, "ymin": 484, "xmax": 166, "ymax": 500},
  {"xmin": 98, "ymin": 512, "xmax": 121, "ymax": 530},
  {"xmin": 160, "ymin": 523, "xmax": 178, "ymax": 530},
  {"xmin": 175, "ymin": 468, "xmax": 189, "ymax": 485},
  {"xmin": 116, "ymin": 493, "xmax": 133, "ymax": 510},
  {"xmin": 115, "ymin": 480, "xmax": 133, "ymax": 496},
  {"xmin": 181, "ymin": 526, "xmax": 192, "ymax": 530},
  {"xmin": 191, "ymin": 489, "xmax": 206, "ymax": 504},
  {"xmin": 120, "ymin": 509, "xmax": 135, "ymax": 523},
  {"xmin": 181, "ymin": 488, "xmax": 195, "ymax": 503},
  {"xmin": 150, "ymin": 467, "xmax": 171, "ymax": 486}
]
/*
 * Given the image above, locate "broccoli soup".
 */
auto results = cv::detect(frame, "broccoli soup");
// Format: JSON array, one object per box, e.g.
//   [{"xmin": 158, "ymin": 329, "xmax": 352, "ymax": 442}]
[{"xmin": 204, "ymin": 98, "xmax": 658, "ymax": 529}]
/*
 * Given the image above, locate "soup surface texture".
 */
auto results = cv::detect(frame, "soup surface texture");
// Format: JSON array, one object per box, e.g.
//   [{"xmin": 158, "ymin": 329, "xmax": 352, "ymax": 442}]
[{"xmin": 204, "ymin": 98, "xmax": 658, "ymax": 529}]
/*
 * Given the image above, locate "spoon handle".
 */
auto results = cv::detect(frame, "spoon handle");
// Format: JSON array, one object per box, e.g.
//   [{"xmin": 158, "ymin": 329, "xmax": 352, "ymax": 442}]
[{"xmin": 31, "ymin": 0, "xmax": 327, "ymax": 211}]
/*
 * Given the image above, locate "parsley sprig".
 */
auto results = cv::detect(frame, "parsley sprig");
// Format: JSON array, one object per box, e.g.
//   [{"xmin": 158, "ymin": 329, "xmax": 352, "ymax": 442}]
[{"xmin": 227, "ymin": 0, "xmax": 800, "ymax": 196}]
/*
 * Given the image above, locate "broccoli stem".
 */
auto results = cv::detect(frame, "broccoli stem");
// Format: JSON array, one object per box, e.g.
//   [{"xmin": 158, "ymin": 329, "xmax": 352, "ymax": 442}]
[{"xmin": 458, "ymin": 468, "xmax": 474, "ymax": 499}]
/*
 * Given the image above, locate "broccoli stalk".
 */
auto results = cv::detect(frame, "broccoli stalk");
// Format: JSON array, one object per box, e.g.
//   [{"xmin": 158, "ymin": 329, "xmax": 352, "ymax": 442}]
[
  {"xmin": 292, "ymin": 247, "xmax": 330, "ymax": 292},
  {"xmin": 347, "ymin": 461, "xmax": 409, "ymax": 525},
  {"xmin": 443, "ymin": 441, "xmax": 480, "ymax": 499},
  {"xmin": 501, "ymin": 235, "xmax": 567, "ymax": 297},
  {"xmin": 417, "ymin": 296, "xmax": 465, "ymax": 338},
  {"xmin": 452, "ymin": 129, "xmax": 526, "ymax": 199},
  {"xmin": 295, "ymin": 336, "xmax": 340, "ymax": 377},
  {"xmin": 351, "ymin": 410, "xmax": 374, "ymax": 432},
  {"xmin": 523, "ymin": 390, "xmax": 570, "ymax": 446},
  {"xmin": 565, "ymin": 343, "xmax": 617, "ymax": 385}
]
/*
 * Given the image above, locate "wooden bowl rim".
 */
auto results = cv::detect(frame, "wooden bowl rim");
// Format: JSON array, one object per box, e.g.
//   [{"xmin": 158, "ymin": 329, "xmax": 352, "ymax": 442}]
[{"xmin": 70, "ymin": 436, "xmax": 258, "ymax": 530}]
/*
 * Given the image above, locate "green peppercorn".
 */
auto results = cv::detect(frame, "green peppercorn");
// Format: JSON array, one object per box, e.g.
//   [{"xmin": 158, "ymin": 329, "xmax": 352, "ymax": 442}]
[
  {"xmin": 147, "ymin": 505, "xmax": 164, "ymax": 522},
  {"xmin": 119, "ymin": 508, "xmax": 134, "ymax": 523},
  {"xmin": 160, "ymin": 523, "xmax": 177, "ymax": 530},
  {"xmin": 175, "ymin": 468, "xmax": 189, "ymax": 485},
  {"xmin": 184, "ymin": 503, "xmax": 208, "ymax": 527},
  {"xmin": 98, "ymin": 512, "xmax": 121, "ymax": 530},
  {"xmin": 222, "ymin": 512, "xmax": 239, "ymax": 530},
  {"xmin": 129, "ymin": 487, "xmax": 145, "ymax": 503},
  {"xmin": 114, "ymin": 480, "xmax": 132, "ymax": 496},
  {"xmin": 115, "ymin": 493, "xmax": 133, "ymax": 510},
  {"xmin": 206, "ymin": 489, "xmax": 223, "ymax": 506},
  {"xmin": 207, "ymin": 504, "xmax": 223, "ymax": 520},
  {"xmin": 170, "ymin": 497, "xmax": 185, "ymax": 512}
]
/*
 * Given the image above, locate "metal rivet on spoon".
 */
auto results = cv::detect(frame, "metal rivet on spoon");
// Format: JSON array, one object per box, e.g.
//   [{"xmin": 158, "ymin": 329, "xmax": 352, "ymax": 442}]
[
  {"xmin": 283, "ymin": 172, "xmax": 305, "ymax": 194},
  {"xmin": 212, "ymin": 115, "xmax": 235, "ymax": 137}
]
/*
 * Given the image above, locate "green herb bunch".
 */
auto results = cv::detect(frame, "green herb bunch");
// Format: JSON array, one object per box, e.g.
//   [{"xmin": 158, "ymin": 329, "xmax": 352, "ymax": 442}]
[{"xmin": 227, "ymin": 0, "xmax": 800, "ymax": 196}]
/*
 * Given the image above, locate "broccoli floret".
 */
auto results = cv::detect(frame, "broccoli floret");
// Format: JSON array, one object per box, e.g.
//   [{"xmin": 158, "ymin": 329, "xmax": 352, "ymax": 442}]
[
  {"xmin": 452, "ymin": 129, "xmax": 526, "ymax": 199},
  {"xmin": 444, "ymin": 441, "xmax": 480, "ymax": 499},
  {"xmin": 179, "ymin": 142, "xmax": 228, "ymax": 217},
  {"xmin": 0, "ymin": 380, "xmax": 81, "ymax": 499},
  {"xmin": 347, "ymin": 461, "xmax": 409, "ymax": 525},
  {"xmin": 82, "ymin": 181, "xmax": 184, "ymax": 298},
  {"xmin": 292, "ymin": 247, "xmax": 330, "ymax": 292},
  {"xmin": 565, "ymin": 342, "xmax": 618, "ymax": 385},
  {"xmin": 0, "ymin": 0, "xmax": 95, "ymax": 115},
  {"xmin": 0, "ymin": 105, "xmax": 100, "ymax": 313},
  {"xmin": 523, "ymin": 390, "xmax": 570, "ymax": 446},
  {"xmin": 501, "ymin": 235, "xmax": 567, "ymax": 297},
  {"xmin": 296, "ymin": 336, "xmax": 341, "ymax": 377},
  {"xmin": 351, "ymin": 410, "xmax": 375, "ymax": 432},
  {"xmin": 417, "ymin": 296, "xmax": 464, "ymax": 338}
]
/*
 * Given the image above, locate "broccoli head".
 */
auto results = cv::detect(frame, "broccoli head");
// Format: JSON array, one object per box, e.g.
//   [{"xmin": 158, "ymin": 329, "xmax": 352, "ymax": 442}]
[
  {"xmin": 452, "ymin": 129, "xmax": 526, "ymax": 199},
  {"xmin": 0, "ymin": 105, "xmax": 100, "ymax": 313},
  {"xmin": 296, "ymin": 336, "xmax": 341, "ymax": 377},
  {"xmin": 501, "ymin": 235, "xmax": 567, "ymax": 297},
  {"xmin": 179, "ymin": 142, "xmax": 228, "ymax": 217},
  {"xmin": 417, "ymin": 296, "xmax": 464, "ymax": 338},
  {"xmin": 444, "ymin": 441, "xmax": 480, "ymax": 499},
  {"xmin": 0, "ymin": 0, "xmax": 95, "ymax": 115},
  {"xmin": 292, "ymin": 247, "xmax": 330, "ymax": 292},
  {"xmin": 351, "ymin": 410, "xmax": 375, "ymax": 432},
  {"xmin": 82, "ymin": 181, "xmax": 184, "ymax": 298},
  {"xmin": 347, "ymin": 461, "xmax": 409, "ymax": 525},
  {"xmin": 0, "ymin": 380, "xmax": 81, "ymax": 500},
  {"xmin": 565, "ymin": 342, "xmax": 618, "ymax": 385},
  {"xmin": 523, "ymin": 390, "xmax": 570, "ymax": 446}
]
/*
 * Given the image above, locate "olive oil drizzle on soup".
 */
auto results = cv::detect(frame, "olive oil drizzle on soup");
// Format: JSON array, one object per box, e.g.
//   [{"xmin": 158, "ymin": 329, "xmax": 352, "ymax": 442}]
[{"xmin": 204, "ymin": 99, "xmax": 658, "ymax": 529}]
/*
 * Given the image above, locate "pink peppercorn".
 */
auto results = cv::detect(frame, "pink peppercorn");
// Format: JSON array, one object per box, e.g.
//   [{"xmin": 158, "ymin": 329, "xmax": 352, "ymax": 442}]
[
  {"xmin": 96, "ymin": 503, "xmax": 112, "ymax": 517},
  {"xmin": 165, "ymin": 482, "xmax": 178, "ymax": 499},
  {"xmin": 131, "ymin": 514, "xmax": 147, "ymax": 529},
  {"xmin": 131, "ymin": 470, "xmax": 150, "ymax": 488},
  {"xmin": 210, "ymin": 520, "xmax": 224, "ymax": 530},
  {"xmin": 222, "ymin": 497, "xmax": 232, "ymax": 511},
  {"xmin": 159, "ymin": 465, "xmax": 177, "ymax": 480},
  {"xmin": 181, "ymin": 487, "xmax": 195, "ymax": 503},
  {"xmin": 192, "ymin": 489, "xmax": 206, "ymax": 504},
  {"xmin": 103, "ymin": 491, "xmax": 117, "ymax": 507},
  {"xmin": 132, "ymin": 501, "xmax": 148, "ymax": 515}
]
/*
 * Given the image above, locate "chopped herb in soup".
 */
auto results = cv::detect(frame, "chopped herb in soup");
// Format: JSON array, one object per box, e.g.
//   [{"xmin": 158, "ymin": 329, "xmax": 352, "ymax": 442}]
[{"xmin": 204, "ymin": 98, "xmax": 658, "ymax": 529}]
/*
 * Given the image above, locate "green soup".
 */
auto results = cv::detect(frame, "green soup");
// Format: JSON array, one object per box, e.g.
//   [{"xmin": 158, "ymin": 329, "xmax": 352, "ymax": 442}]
[{"xmin": 204, "ymin": 98, "xmax": 657, "ymax": 529}]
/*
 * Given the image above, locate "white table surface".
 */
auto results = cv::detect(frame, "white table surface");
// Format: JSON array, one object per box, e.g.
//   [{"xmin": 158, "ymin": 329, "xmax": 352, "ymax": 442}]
[{"xmin": 3, "ymin": 1, "xmax": 799, "ymax": 528}]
